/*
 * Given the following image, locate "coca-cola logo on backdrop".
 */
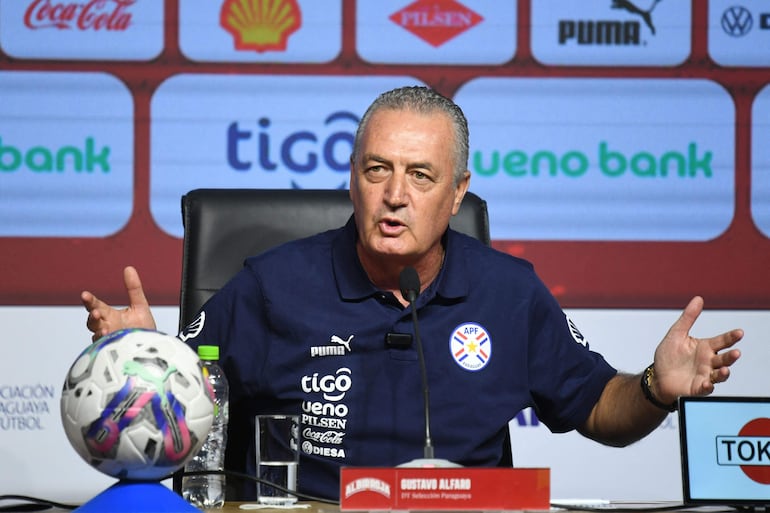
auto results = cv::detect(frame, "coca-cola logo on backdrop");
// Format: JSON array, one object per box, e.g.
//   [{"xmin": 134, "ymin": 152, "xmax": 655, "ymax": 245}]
[{"xmin": 23, "ymin": 0, "xmax": 135, "ymax": 31}]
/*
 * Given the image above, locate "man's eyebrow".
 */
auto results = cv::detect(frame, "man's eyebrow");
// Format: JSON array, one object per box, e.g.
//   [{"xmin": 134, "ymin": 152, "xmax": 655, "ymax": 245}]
[
  {"xmin": 409, "ymin": 161, "xmax": 434, "ymax": 171},
  {"xmin": 360, "ymin": 153, "xmax": 391, "ymax": 166},
  {"xmin": 362, "ymin": 153, "xmax": 434, "ymax": 171},
  {"xmin": 362, "ymin": 153, "xmax": 388, "ymax": 163}
]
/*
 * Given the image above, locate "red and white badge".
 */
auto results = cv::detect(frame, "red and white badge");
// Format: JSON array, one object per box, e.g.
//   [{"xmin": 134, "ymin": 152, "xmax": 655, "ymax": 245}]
[{"xmin": 450, "ymin": 322, "xmax": 491, "ymax": 371}]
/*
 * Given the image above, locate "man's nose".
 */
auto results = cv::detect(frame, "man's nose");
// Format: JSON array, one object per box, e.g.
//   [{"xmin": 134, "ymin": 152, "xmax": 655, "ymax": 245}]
[{"xmin": 384, "ymin": 171, "xmax": 408, "ymax": 207}]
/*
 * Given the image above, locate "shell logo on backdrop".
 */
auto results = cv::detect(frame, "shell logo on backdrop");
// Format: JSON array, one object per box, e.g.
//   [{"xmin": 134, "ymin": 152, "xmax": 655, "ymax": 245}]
[
  {"xmin": 178, "ymin": 0, "xmax": 341, "ymax": 63},
  {"xmin": 220, "ymin": 0, "xmax": 302, "ymax": 52}
]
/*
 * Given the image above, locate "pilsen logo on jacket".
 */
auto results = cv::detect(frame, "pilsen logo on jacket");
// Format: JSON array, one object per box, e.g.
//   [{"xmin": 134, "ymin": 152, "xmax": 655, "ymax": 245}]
[{"xmin": 449, "ymin": 322, "xmax": 491, "ymax": 371}]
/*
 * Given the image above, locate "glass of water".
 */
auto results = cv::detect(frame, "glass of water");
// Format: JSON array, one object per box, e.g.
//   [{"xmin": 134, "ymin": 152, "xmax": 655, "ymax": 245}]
[{"xmin": 256, "ymin": 414, "xmax": 300, "ymax": 505}]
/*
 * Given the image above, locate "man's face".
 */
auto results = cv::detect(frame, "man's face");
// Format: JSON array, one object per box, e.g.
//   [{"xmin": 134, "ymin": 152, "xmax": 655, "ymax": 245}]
[{"xmin": 349, "ymin": 108, "xmax": 470, "ymax": 265}]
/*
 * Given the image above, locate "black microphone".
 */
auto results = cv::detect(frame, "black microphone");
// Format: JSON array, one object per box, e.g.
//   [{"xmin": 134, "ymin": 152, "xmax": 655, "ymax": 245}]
[{"xmin": 398, "ymin": 266, "xmax": 460, "ymax": 468}]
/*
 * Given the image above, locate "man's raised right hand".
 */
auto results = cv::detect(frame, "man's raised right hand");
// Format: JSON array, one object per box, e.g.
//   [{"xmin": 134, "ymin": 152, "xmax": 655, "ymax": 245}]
[{"xmin": 80, "ymin": 266, "xmax": 157, "ymax": 342}]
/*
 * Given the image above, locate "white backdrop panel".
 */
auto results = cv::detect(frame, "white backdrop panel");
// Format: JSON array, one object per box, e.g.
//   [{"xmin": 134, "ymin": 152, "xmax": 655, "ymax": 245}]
[{"xmin": 0, "ymin": 306, "xmax": 765, "ymax": 503}]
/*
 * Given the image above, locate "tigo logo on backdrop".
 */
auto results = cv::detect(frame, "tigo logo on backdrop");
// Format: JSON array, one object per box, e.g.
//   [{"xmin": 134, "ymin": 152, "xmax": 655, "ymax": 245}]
[
  {"xmin": 178, "ymin": 0, "xmax": 340, "ymax": 63},
  {"xmin": 455, "ymin": 77, "xmax": 734, "ymax": 242},
  {"xmin": 225, "ymin": 110, "xmax": 357, "ymax": 184},
  {"xmin": 220, "ymin": 0, "xmax": 302, "ymax": 52},
  {"xmin": 150, "ymin": 75, "xmax": 422, "ymax": 238},
  {"xmin": 0, "ymin": 71, "xmax": 133, "ymax": 237},
  {"xmin": 389, "ymin": 0, "xmax": 483, "ymax": 47},
  {"xmin": 0, "ymin": 0, "xmax": 162, "ymax": 60}
]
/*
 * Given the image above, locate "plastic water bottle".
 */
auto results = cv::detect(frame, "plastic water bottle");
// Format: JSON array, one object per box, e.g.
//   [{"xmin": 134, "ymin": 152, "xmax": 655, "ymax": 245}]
[{"xmin": 182, "ymin": 345, "xmax": 229, "ymax": 509}]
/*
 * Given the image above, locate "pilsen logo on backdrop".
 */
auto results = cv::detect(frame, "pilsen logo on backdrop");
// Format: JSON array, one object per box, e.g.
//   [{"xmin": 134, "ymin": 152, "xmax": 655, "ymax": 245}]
[
  {"xmin": 0, "ymin": 384, "xmax": 56, "ymax": 431},
  {"xmin": 389, "ymin": 0, "xmax": 483, "ymax": 47},
  {"xmin": 22, "ymin": 0, "xmax": 135, "ymax": 31}
]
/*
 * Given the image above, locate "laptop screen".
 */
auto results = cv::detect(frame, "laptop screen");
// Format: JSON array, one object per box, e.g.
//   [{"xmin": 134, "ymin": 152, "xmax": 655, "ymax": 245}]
[{"xmin": 679, "ymin": 396, "xmax": 770, "ymax": 507}]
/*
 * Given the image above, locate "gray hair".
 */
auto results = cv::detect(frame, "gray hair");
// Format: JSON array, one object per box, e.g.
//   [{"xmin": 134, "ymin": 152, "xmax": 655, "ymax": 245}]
[{"xmin": 352, "ymin": 86, "xmax": 469, "ymax": 185}]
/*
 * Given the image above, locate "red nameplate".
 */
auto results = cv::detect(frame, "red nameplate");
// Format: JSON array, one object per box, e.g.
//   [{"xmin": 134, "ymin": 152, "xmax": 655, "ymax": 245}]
[{"xmin": 339, "ymin": 467, "xmax": 550, "ymax": 510}]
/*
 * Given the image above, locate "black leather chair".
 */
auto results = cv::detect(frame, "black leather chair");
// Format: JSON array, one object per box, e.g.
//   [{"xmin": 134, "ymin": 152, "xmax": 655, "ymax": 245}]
[
  {"xmin": 174, "ymin": 188, "xmax": 506, "ymax": 498},
  {"xmin": 178, "ymin": 188, "xmax": 490, "ymax": 329}
]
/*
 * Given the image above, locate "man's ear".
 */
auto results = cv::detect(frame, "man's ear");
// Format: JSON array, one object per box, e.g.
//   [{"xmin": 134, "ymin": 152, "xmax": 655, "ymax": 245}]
[
  {"xmin": 451, "ymin": 171, "xmax": 471, "ymax": 215},
  {"xmin": 348, "ymin": 157, "xmax": 357, "ymax": 202}
]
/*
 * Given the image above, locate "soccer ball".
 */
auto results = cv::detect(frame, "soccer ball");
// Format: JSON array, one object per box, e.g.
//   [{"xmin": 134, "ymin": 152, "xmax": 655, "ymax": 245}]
[{"xmin": 61, "ymin": 328, "xmax": 214, "ymax": 481}]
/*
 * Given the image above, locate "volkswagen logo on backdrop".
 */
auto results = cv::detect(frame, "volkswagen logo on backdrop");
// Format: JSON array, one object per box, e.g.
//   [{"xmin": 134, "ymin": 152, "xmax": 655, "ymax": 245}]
[{"xmin": 721, "ymin": 6, "xmax": 753, "ymax": 37}]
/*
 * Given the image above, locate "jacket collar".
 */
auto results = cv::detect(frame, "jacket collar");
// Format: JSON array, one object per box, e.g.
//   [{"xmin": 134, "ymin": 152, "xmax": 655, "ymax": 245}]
[{"xmin": 332, "ymin": 216, "xmax": 471, "ymax": 303}]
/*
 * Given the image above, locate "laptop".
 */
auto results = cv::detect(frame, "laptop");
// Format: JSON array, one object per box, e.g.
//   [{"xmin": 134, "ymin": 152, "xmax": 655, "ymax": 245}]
[{"xmin": 679, "ymin": 396, "xmax": 770, "ymax": 508}]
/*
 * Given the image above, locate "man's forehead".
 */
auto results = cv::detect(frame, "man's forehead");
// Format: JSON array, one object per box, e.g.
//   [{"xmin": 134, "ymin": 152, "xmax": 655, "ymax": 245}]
[
  {"xmin": 369, "ymin": 106, "xmax": 447, "ymax": 123},
  {"xmin": 363, "ymin": 108, "xmax": 452, "ymax": 141}
]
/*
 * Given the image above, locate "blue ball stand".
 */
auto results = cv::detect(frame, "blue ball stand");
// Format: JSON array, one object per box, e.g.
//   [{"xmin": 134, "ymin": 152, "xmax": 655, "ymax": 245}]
[{"xmin": 74, "ymin": 480, "xmax": 200, "ymax": 513}]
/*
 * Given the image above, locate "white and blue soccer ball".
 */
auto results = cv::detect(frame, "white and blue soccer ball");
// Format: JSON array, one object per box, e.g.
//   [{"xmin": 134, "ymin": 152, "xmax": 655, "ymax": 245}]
[{"xmin": 60, "ymin": 328, "xmax": 214, "ymax": 481}]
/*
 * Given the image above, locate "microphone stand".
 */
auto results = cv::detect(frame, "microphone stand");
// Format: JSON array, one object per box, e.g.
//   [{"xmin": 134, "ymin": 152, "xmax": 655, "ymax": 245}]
[{"xmin": 398, "ymin": 267, "xmax": 461, "ymax": 469}]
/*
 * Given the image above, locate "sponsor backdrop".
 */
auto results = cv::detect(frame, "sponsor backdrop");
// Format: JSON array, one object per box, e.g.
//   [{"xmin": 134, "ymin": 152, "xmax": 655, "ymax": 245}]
[{"xmin": 0, "ymin": 0, "xmax": 769, "ymax": 504}]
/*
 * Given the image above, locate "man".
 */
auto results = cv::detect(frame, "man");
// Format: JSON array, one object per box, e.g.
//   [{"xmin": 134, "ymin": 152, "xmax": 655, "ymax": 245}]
[{"xmin": 81, "ymin": 86, "xmax": 742, "ymax": 501}]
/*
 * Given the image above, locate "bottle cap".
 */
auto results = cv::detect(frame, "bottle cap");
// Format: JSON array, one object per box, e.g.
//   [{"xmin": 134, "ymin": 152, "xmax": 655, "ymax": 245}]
[{"xmin": 197, "ymin": 345, "xmax": 220, "ymax": 361}]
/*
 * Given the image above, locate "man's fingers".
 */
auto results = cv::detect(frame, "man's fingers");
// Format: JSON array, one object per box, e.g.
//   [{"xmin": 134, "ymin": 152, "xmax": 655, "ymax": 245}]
[
  {"xmin": 124, "ymin": 266, "xmax": 150, "ymax": 308},
  {"xmin": 85, "ymin": 309, "xmax": 104, "ymax": 331},
  {"xmin": 713, "ymin": 346, "xmax": 742, "ymax": 368},
  {"xmin": 80, "ymin": 290, "xmax": 97, "ymax": 310},
  {"xmin": 668, "ymin": 296, "xmax": 704, "ymax": 337},
  {"xmin": 81, "ymin": 289, "xmax": 114, "ymax": 335},
  {"xmin": 712, "ymin": 328, "xmax": 744, "ymax": 352},
  {"xmin": 81, "ymin": 290, "xmax": 107, "ymax": 318},
  {"xmin": 91, "ymin": 328, "xmax": 108, "ymax": 343},
  {"xmin": 682, "ymin": 295, "xmax": 704, "ymax": 326}
]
